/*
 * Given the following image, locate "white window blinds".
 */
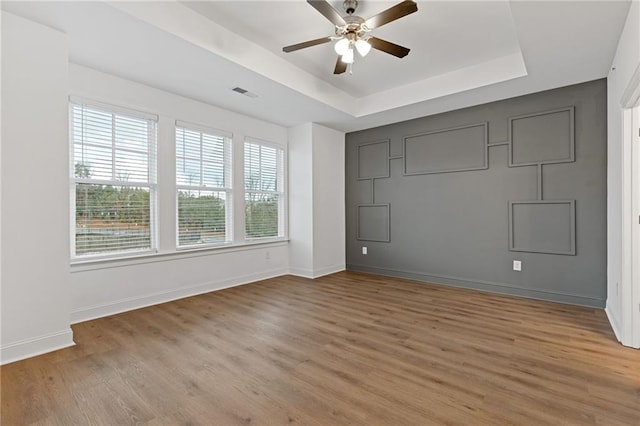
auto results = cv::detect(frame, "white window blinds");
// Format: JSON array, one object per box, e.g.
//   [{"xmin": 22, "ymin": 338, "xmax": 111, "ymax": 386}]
[
  {"xmin": 244, "ymin": 139, "xmax": 285, "ymax": 239},
  {"xmin": 176, "ymin": 122, "xmax": 232, "ymax": 247},
  {"xmin": 71, "ymin": 101, "xmax": 157, "ymax": 257}
]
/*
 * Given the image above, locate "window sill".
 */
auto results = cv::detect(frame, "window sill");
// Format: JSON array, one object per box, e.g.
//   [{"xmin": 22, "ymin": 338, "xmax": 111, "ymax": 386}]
[{"xmin": 70, "ymin": 239, "xmax": 289, "ymax": 272}]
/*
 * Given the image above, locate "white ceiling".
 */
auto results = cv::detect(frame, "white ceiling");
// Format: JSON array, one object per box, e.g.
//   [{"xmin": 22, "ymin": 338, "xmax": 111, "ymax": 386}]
[
  {"xmin": 183, "ymin": 1, "xmax": 522, "ymax": 98},
  {"xmin": 1, "ymin": 1, "xmax": 631, "ymax": 132}
]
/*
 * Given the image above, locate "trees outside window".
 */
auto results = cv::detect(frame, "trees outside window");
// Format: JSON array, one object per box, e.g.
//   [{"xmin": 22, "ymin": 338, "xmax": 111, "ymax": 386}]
[
  {"xmin": 71, "ymin": 101, "xmax": 157, "ymax": 257},
  {"xmin": 70, "ymin": 100, "xmax": 287, "ymax": 260},
  {"xmin": 244, "ymin": 140, "xmax": 285, "ymax": 239},
  {"xmin": 175, "ymin": 123, "xmax": 232, "ymax": 247}
]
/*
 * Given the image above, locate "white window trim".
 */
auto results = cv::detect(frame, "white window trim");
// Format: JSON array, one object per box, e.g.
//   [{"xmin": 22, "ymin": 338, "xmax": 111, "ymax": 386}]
[
  {"xmin": 243, "ymin": 136, "xmax": 288, "ymax": 242},
  {"xmin": 70, "ymin": 96, "xmax": 158, "ymax": 122},
  {"xmin": 68, "ymin": 98, "xmax": 290, "ymax": 265},
  {"xmin": 175, "ymin": 120, "xmax": 232, "ymax": 139},
  {"xmin": 175, "ymin": 120, "xmax": 234, "ymax": 250},
  {"xmin": 69, "ymin": 98, "xmax": 159, "ymax": 261},
  {"xmin": 70, "ymin": 239, "xmax": 289, "ymax": 271}
]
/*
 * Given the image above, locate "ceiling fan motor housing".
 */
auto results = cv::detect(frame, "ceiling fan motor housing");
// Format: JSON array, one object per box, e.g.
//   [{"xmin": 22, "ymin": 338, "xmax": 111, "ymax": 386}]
[{"xmin": 339, "ymin": 16, "xmax": 367, "ymax": 37}]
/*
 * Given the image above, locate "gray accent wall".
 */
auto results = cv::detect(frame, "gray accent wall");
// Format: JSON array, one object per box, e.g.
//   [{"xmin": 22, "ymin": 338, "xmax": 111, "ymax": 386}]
[{"xmin": 345, "ymin": 79, "xmax": 607, "ymax": 307}]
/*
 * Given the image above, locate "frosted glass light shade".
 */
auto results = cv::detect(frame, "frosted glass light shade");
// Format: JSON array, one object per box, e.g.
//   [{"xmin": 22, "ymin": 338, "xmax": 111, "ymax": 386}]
[
  {"xmin": 334, "ymin": 38, "xmax": 350, "ymax": 55},
  {"xmin": 342, "ymin": 48, "xmax": 354, "ymax": 64},
  {"xmin": 355, "ymin": 39, "xmax": 371, "ymax": 57}
]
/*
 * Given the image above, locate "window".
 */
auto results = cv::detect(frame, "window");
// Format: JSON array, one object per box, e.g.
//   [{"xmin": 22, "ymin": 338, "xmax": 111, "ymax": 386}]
[
  {"xmin": 244, "ymin": 139, "xmax": 286, "ymax": 239},
  {"xmin": 176, "ymin": 122, "xmax": 232, "ymax": 247},
  {"xmin": 70, "ymin": 100, "xmax": 157, "ymax": 258},
  {"xmin": 70, "ymin": 98, "xmax": 288, "ymax": 263}
]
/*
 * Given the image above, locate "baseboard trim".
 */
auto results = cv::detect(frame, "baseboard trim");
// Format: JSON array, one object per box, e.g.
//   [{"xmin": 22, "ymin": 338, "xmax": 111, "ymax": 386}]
[
  {"xmin": 604, "ymin": 304, "xmax": 623, "ymax": 343},
  {"xmin": 289, "ymin": 264, "xmax": 345, "ymax": 279},
  {"xmin": 347, "ymin": 264, "xmax": 605, "ymax": 308},
  {"xmin": 71, "ymin": 267, "xmax": 288, "ymax": 324},
  {"xmin": 288, "ymin": 267, "xmax": 314, "ymax": 278},
  {"xmin": 1, "ymin": 328, "xmax": 75, "ymax": 365},
  {"xmin": 311, "ymin": 264, "xmax": 346, "ymax": 278},
  {"xmin": 604, "ymin": 303, "xmax": 640, "ymax": 349}
]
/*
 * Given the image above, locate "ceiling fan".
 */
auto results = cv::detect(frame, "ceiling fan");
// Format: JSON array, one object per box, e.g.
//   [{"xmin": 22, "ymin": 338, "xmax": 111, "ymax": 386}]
[{"xmin": 283, "ymin": 0, "xmax": 418, "ymax": 75}]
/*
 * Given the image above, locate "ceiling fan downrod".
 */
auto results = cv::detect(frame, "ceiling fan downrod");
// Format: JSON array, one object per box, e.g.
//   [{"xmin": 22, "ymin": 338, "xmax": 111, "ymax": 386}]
[{"xmin": 343, "ymin": 0, "xmax": 358, "ymax": 15}]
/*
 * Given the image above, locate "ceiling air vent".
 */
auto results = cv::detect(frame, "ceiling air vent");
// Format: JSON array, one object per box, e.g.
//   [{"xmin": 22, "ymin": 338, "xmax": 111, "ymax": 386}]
[{"xmin": 231, "ymin": 87, "xmax": 258, "ymax": 98}]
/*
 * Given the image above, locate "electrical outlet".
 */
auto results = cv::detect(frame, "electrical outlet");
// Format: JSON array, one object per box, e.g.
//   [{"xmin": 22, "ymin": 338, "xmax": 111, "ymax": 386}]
[
  {"xmin": 513, "ymin": 260, "xmax": 522, "ymax": 271},
  {"xmin": 362, "ymin": 247, "xmax": 368, "ymax": 255}
]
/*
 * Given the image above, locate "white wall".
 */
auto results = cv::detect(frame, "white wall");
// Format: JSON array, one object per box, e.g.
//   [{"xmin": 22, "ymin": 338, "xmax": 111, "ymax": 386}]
[
  {"xmin": 288, "ymin": 123, "xmax": 345, "ymax": 278},
  {"xmin": 311, "ymin": 123, "xmax": 346, "ymax": 275},
  {"xmin": 1, "ymin": 10, "xmax": 3, "ymax": 362},
  {"xmin": 632, "ymin": 104, "xmax": 640, "ymax": 348},
  {"xmin": 1, "ymin": 13, "xmax": 74, "ymax": 364},
  {"xmin": 0, "ymin": 12, "xmax": 347, "ymax": 363},
  {"xmin": 606, "ymin": 1, "xmax": 640, "ymax": 348},
  {"xmin": 288, "ymin": 123, "xmax": 314, "ymax": 276},
  {"xmin": 69, "ymin": 64, "xmax": 290, "ymax": 323}
]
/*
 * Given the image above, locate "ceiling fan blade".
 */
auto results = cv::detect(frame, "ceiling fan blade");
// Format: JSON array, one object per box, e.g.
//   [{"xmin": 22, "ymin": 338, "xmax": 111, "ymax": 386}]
[
  {"xmin": 368, "ymin": 37, "xmax": 411, "ymax": 58},
  {"xmin": 283, "ymin": 36, "xmax": 332, "ymax": 53},
  {"xmin": 334, "ymin": 57, "xmax": 347, "ymax": 74},
  {"xmin": 307, "ymin": 0, "xmax": 347, "ymax": 27},
  {"xmin": 364, "ymin": 0, "xmax": 418, "ymax": 30}
]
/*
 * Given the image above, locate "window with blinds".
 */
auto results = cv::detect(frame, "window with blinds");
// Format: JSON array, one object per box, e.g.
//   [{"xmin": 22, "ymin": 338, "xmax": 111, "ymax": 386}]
[
  {"xmin": 70, "ymin": 100, "xmax": 157, "ymax": 258},
  {"xmin": 176, "ymin": 122, "xmax": 232, "ymax": 247},
  {"xmin": 244, "ymin": 139, "xmax": 285, "ymax": 239}
]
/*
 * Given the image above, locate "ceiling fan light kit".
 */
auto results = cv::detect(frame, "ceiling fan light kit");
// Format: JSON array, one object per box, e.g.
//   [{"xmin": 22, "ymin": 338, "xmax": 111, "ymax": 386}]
[
  {"xmin": 342, "ymin": 48, "xmax": 355, "ymax": 64},
  {"xmin": 334, "ymin": 37, "xmax": 350, "ymax": 55},
  {"xmin": 283, "ymin": 0, "xmax": 418, "ymax": 75},
  {"xmin": 355, "ymin": 39, "xmax": 371, "ymax": 57}
]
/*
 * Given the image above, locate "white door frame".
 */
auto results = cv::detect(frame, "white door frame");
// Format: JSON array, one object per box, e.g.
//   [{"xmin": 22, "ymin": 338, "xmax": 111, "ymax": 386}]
[
  {"xmin": 621, "ymin": 63, "xmax": 640, "ymax": 348},
  {"xmin": 631, "ymin": 105, "xmax": 640, "ymax": 348}
]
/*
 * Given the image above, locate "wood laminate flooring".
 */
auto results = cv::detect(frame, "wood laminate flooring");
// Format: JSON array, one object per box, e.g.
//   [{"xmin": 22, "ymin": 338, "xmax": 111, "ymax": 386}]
[{"xmin": 1, "ymin": 271, "xmax": 639, "ymax": 425}]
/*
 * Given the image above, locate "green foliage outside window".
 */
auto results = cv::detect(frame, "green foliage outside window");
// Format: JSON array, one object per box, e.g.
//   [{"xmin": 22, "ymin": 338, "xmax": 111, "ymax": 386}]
[
  {"xmin": 245, "ymin": 194, "xmax": 279, "ymax": 238},
  {"xmin": 75, "ymin": 162, "xmax": 281, "ymax": 254},
  {"xmin": 177, "ymin": 191, "xmax": 226, "ymax": 245}
]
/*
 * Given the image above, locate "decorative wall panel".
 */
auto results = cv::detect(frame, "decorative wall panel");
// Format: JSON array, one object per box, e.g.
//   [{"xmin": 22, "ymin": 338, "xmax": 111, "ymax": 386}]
[
  {"xmin": 509, "ymin": 200, "xmax": 576, "ymax": 255},
  {"xmin": 509, "ymin": 107, "xmax": 575, "ymax": 166},
  {"xmin": 357, "ymin": 204, "xmax": 390, "ymax": 242},
  {"xmin": 346, "ymin": 79, "xmax": 607, "ymax": 306},
  {"xmin": 357, "ymin": 140, "xmax": 389, "ymax": 179},
  {"xmin": 403, "ymin": 123, "xmax": 488, "ymax": 175}
]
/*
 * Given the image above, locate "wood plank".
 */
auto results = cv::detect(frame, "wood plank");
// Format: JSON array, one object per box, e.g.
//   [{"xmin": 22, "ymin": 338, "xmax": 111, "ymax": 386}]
[{"xmin": 2, "ymin": 271, "xmax": 638, "ymax": 425}]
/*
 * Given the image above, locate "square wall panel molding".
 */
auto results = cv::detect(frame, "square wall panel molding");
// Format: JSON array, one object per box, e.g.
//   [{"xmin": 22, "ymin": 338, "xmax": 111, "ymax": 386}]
[
  {"xmin": 346, "ymin": 80, "xmax": 607, "ymax": 307},
  {"xmin": 357, "ymin": 140, "xmax": 390, "ymax": 180},
  {"xmin": 509, "ymin": 200, "xmax": 576, "ymax": 255},
  {"xmin": 403, "ymin": 122, "xmax": 488, "ymax": 175},
  {"xmin": 509, "ymin": 106, "xmax": 575, "ymax": 167},
  {"xmin": 354, "ymin": 105, "xmax": 579, "ymax": 252},
  {"xmin": 357, "ymin": 204, "xmax": 390, "ymax": 242}
]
